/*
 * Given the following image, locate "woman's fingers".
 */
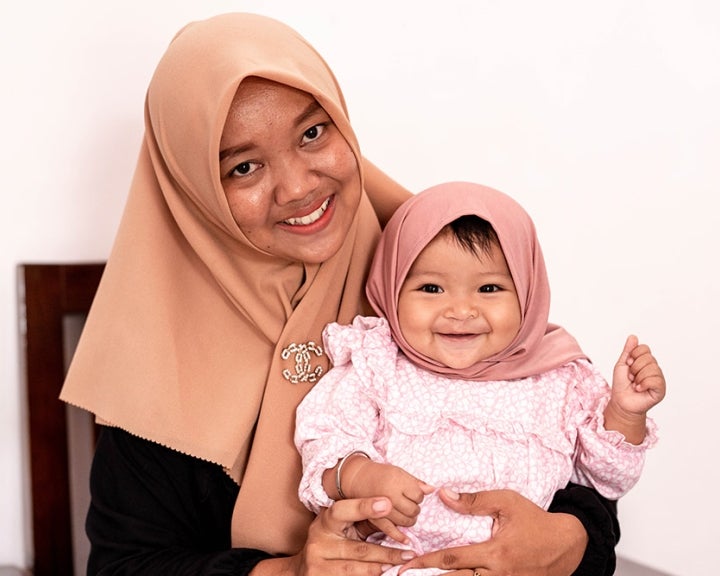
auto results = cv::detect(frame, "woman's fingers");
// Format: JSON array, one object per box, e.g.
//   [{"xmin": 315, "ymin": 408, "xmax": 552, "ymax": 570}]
[
  {"xmin": 399, "ymin": 489, "xmax": 586, "ymax": 575},
  {"xmin": 398, "ymin": 542, "xmax": 493, "ymax": 574},
  {"xmin": 322, "ymin": 496, "xmax": 393, "ymax": 527},
  {"xmin": 436, "ymin": 487, "xmax": 509, "ymax": 517},
  {"xmin": 312, "ymin": 498, "xmax": 416, "ymax": 566}
]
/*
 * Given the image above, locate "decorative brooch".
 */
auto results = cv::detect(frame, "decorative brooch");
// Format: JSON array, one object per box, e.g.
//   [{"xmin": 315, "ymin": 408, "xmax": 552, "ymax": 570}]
[{"xmin": 281, "ymin": 341, "xmax": 324, "ymax": 384}]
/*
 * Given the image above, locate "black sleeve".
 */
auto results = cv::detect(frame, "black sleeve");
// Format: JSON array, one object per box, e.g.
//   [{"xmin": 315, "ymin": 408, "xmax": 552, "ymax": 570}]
[
  {"xmin": 547, "ymin": 482, "xmax": 620, "ymax": 576},
  {"xmin": 86, "ymin": 425, "xmax": 274, "ymax": 575}
]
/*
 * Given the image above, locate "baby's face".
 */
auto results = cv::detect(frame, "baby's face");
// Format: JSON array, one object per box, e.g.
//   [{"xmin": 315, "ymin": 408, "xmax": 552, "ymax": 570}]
[{"xmin": 397, "ymin": 232, "xmax": 521, "ymax": 369}]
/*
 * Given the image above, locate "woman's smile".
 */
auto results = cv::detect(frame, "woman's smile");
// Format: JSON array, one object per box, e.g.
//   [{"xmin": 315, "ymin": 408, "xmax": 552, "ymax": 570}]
[{"xmin": 282, "ymin": 196, "xmax": 332, "ymax": 227}]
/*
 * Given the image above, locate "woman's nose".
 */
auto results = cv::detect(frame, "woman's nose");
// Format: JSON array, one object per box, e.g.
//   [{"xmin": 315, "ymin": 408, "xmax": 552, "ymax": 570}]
[{"xmin": 273, "ymin": 153, "xmax": 319, "ymax": 205}]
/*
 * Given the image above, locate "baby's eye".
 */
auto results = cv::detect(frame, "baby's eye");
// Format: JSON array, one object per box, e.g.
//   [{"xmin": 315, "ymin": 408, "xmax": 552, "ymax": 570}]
[
  {"xmin": 479, "ymin": 284, "xmax": 501, "ymax": 293},
  {"xmin": 419, "ymin": 284, "xmax": 443, "ymax": 294},
  {"xmin": 301, "ymin": 123, "xmax": 327, "ymax": 144},
  {"xmin": 231, "ymin": 161, "xmax": 260, "ymax": 177}
]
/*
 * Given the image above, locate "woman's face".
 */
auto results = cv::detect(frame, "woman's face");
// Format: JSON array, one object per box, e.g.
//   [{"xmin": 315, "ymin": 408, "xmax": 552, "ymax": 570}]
[{"xmin": 219, "ymin": 77, "xmax": 360, "ymax": 263}]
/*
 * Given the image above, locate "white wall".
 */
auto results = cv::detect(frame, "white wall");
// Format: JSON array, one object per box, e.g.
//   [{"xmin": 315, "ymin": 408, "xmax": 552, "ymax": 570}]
[{"xmin": 2, "ymin": 1, "xmax": 716, "ymax": 574}]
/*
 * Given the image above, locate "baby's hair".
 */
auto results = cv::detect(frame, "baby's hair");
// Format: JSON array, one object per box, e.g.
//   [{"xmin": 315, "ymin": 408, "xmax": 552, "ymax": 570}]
[{"xmin": 441, "ymin": 215, "xmax": 499, "ymax": 258}]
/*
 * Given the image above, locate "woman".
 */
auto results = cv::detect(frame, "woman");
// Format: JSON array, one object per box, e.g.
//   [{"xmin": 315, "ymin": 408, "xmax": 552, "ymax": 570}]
[{"xmin": 60, "ymin": 12, "xmax": 618, "ymax": 575}]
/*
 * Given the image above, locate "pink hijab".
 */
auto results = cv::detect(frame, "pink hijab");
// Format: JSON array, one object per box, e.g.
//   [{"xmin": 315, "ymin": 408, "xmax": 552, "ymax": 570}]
[{"xmin": 366, "ymin": 182, "xmax": 586, "ymax": 380}]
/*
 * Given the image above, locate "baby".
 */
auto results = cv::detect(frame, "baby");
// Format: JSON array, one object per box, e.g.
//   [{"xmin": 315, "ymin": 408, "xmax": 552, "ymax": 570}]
[{"xmin": 295, "ymin": 182, "xmax": 665, "ymax": 574}]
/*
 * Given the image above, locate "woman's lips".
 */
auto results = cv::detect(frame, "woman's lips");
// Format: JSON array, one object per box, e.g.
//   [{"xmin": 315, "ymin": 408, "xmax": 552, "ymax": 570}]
[{"xmin": 283, "ymin": 197, "xmax": 331, "ymax": 226}]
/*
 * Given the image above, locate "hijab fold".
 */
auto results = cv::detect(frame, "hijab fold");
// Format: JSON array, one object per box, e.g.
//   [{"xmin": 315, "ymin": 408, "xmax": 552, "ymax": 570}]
[
  {"xmin": 366, "ymin": 182, "xmax": 586, "ymax": 381},
  {"xmin": 60, "ymin": 13, "xmax": 379, "ymax": 555}
]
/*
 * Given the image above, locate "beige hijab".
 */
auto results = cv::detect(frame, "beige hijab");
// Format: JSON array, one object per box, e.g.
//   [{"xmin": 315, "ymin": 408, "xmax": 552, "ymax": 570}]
[{"xmin": 60, "ymin": 13, "xmax": 380, "ymax": 555}]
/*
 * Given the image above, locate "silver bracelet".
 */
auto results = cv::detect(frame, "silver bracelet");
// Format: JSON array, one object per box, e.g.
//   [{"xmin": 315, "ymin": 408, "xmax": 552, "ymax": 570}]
[{"xmin": 335, "ymin": 450, "xmax": 370, "ymax": 500}]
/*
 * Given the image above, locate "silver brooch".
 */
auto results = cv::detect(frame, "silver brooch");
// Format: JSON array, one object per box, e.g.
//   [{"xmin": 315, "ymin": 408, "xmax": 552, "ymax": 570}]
[{"xmin": 281, "ymin": 341, "xmax": 324, "ymax": 384}]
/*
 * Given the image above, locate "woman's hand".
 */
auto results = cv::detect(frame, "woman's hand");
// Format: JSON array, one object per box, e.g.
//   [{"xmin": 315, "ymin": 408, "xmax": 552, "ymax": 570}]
[
  {"xmin": 269, "ymin": 497, "xmax": 416, "ymax": 576},
  {"xmin": 399, "ymin": 488, "xmax": 587, "ymax": 576}
]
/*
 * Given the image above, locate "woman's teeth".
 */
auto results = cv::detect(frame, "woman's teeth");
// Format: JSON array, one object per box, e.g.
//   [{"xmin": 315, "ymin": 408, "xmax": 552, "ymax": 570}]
[{"xmin": 284, "ymin": 197, "xmax": 330, "ymax": 226}]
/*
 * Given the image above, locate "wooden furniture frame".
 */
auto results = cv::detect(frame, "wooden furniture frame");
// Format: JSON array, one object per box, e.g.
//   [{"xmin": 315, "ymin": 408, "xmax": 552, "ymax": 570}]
[{"xmin": 18, "ymin": 263, "xmax": 104, "ymax": 576}]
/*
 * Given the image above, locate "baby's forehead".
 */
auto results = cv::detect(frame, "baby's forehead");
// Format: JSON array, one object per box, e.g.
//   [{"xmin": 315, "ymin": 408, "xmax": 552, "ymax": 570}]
[
  {"xmin": 434, "ymin": 216, "xmax": 501, "ymax": 252},
  {"xmin": 409, "ymin": 228, "xmax": 508, "ymax": 270}
]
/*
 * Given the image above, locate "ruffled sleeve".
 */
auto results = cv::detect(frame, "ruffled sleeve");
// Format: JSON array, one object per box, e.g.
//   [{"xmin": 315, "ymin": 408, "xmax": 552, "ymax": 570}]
[
  {"xmin": 294, "ymin": 316, "xmax": 397, "ymax": 512},
  {"xmin": 568, "ymin": 360, "xmax": 659, "ymax": 499}
]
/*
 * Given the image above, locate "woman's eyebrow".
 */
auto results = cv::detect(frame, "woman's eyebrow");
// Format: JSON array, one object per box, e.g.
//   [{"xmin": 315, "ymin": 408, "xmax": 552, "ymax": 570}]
[
  {"xmin": 294, "ymin": 100, "xmax": 324, "ymax": 128},
  {"xmin": 219, "ymin": 143, "xmax": 252, "ymax": 162},
  {"xmin": 219, "ymin": 101, "xmax": 325, "ymax": 162}
]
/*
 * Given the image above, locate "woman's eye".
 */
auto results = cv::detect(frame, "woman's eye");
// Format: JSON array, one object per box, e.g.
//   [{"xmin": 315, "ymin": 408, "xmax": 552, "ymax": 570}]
[
  {"xmin": 419, "ymin": 284, "xmax": 442, "ymax": 294},
  {"xmin": 231, "ymin": 161, "xmax": 260, "ymax": 177},
  {"xmin": 479, "ymin": 284, "xmax": 501, "ymax": 293},
  {"xmin": 301, "ymin": 123, "xmax": 326, "ymax": 144}
]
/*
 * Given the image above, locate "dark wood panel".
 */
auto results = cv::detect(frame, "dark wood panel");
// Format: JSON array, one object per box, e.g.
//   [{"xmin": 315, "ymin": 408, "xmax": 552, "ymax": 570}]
[{"xmin": 19, "ymin": 263, "xmax": 104, "ymax": 576}]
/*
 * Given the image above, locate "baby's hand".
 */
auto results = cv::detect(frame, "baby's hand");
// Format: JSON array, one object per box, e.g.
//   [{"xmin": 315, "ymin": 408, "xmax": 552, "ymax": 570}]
[
  {"xmin": 611, "ymin": 334, "xmax": 666, "ymax": 415},
  {"xmin": 344, "ymin": 459, "xmax": 434, "ymax": 543}
]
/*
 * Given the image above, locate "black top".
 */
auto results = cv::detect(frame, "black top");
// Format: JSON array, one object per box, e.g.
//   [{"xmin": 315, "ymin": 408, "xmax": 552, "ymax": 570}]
[{"xmin": 87, "ymin": 426, "xmax": 619, "ymax": 575}]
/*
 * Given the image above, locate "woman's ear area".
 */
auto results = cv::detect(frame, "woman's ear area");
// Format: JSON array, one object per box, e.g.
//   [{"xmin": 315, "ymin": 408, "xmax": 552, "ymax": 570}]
[{"xmin": 361, "ymin": 158, "xmax": 412, "ymax": 228}]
